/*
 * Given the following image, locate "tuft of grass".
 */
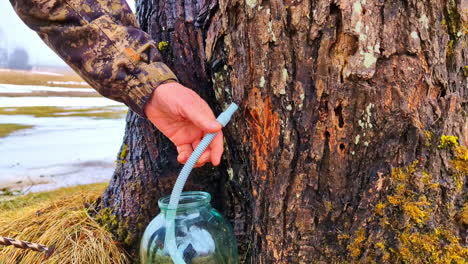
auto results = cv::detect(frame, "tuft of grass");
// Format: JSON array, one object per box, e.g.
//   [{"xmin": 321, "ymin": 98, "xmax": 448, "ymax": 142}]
[
  {"xmin": 0, "ymin": 184, "xmax": 102, "ymax": 212},
  {"xmin": 0, "ymin": 183, "xmax": 130, "ymax": 264},
  {"xmin": 0, "ymin": 123, "xmax": 34, "ymax": 138},
  {"xmin": 0, "ymin": 106, "xmax": 127, "ymax": 119},
  {"xmin": 0, "ymin": 188, "xmax": 15, "ymax": 196}
]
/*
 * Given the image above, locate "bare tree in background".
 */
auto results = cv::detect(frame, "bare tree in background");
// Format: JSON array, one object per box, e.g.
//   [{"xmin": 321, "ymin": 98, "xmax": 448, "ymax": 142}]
[
  {"xmin": 0, "ymin": 49, "xmax": 7, "ymax": 68},
  {"xmin": 0, "ymin": 29, "xmax": 7, "ymax": 68},
  {"xmin": 96, "ymin": 0, "xmax": 467, "ymax": 263},
  {"xmin": 8, "ymin": 47, "xmax": 31, "ymax": 70}
]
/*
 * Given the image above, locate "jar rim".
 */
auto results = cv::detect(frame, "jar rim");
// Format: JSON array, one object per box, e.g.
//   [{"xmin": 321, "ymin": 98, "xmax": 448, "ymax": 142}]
[{"xmin": 158, "ymin": 191, "xmax": 211, "ymax": 210}]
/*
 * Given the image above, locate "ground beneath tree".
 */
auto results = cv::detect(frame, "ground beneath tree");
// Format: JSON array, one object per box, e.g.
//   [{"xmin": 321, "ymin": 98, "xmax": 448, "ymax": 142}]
[{"xmin": 0, "ymin": 183, "xmax": 129, "ymax": 264}]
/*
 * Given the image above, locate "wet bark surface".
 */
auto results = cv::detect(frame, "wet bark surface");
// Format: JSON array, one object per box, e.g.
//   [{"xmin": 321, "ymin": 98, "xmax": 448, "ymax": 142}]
[{"xmin": 100, "ymin": 0, "xmax": 467, "ymax": 262}]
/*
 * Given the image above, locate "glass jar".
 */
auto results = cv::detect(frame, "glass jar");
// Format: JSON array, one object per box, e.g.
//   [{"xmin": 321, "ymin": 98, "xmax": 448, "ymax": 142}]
[{"xmin": 140, "ymin": 191, "xmax": 238, "ymax": 264}]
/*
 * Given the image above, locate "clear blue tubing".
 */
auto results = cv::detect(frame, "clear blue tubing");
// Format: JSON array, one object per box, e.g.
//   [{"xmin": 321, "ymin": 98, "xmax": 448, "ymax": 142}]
[{"xmin": 164, "ymin": 103, "xmax": 239, "ymax": 264}]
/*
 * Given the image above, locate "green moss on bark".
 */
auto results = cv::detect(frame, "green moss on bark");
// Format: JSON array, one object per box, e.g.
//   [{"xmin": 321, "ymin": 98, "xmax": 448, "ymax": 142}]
[{"xmin": 95, "ymin": 207, "xmax": 134, "ymax": 248}]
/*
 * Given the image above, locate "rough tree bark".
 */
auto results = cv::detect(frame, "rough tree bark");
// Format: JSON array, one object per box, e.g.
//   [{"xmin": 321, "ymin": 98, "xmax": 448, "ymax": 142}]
[{"xmin": 98, "ymin": 0, "xmax": 467, "ymax": 262}]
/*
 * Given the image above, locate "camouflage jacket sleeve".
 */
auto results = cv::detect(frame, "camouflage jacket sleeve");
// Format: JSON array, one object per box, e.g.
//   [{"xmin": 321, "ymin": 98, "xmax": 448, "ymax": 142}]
[{"xmin": 9, "ymin": 0, "xmax": 178, "ymax": 117}]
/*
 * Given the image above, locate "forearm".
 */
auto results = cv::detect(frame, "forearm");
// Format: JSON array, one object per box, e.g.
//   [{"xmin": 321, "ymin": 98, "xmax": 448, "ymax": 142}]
[{"xmin": 9, "ymin": 0, "xmax": 177, "ymax": 116}]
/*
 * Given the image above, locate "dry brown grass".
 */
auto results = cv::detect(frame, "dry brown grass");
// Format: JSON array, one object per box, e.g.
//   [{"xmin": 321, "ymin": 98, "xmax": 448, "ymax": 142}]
[
  {"xmin": 0, "ymin": 91, "xmax": 99, "ymax": 97},
  {"xmin": 0, "ymin": 69, "xmax": 90, "ymax": 88},
  {"xmin": 0, "ymin": 183, "xmax": 130, "ymax": 264},
  {"xmin": 0, "ymin": 124, "xmax": 34, "ymax": 138},
  {"xmin": 0, "ymin": 106, "xmax": 127, "ymax": 119}
]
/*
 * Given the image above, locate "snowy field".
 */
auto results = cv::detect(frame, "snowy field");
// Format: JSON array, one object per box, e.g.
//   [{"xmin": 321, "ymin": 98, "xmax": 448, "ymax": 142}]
[
  {"xmin": 0, "ymin": 83, "xmax": 94, "ymax": 93},
  {"xmin": 0, "ymin": 96, "xmax": 122, "ymax": 107},
  {"xmin": 0, "ymin": 83, "xmax": 127, "ymax": 193}
]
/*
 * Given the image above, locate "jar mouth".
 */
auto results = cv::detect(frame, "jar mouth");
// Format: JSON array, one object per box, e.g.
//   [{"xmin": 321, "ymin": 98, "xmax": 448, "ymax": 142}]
[{"xmin": 158, "ymin": 191, "xmax": 211, "ymax": 210}]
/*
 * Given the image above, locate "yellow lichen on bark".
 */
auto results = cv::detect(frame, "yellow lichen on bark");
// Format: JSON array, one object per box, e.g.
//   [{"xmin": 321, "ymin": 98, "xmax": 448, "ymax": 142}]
[
  {"xmin": 347, "ymin": 228, "xmax": 366, "ymax": 258},
  {"xmin": 438, "ymin": 135, "xmax": 459, "ymax": 149},
  {"xmin": 452, "ymin": 145, "xmax": 468, "ymax": 174},
  {"xmin": 157, "ymin": 41, "xmax": 169, "ymax": 51},
  {"xmin": 403, "ymin": 197, "xmax": 430, "ymax": 224},
  {"xmin": 374, "ymin": 202, "xmax": 385, "ymax": 216},
  {"xmin": 438, "ymin": 135, "xmax": 467, "ymax": 191},
  {"xmin": 346, "ymin": 152, "xmax": 467, "ymax": 262}
]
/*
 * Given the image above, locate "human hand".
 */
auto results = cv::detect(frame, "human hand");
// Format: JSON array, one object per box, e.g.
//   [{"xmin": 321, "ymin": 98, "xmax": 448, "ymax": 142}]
[{"xmin": 144, "ymin": 82, "xmax": 223, "ymax": 167}]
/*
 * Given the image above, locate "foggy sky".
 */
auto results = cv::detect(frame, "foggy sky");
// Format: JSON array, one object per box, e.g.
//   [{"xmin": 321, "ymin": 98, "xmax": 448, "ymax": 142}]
[{"xmin": 0, "ymin": 0, "xmax": 136, "ymax": 67}]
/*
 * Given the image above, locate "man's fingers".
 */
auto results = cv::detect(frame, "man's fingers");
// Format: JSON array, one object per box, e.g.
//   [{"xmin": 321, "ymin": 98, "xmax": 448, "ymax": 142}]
[
  {"xmin": 182, "ymin": 99, "xmax": 222, "ymax": 133},
  {"xmin": 192, "ymin": 139, "xmax": 201, "ymax": 150},
  {"xmin": 177, "ymin": 142, "xmax": 213, "ymax": 166},
  {"xmin": 192, "ymin": 139, "xmax": 209, "ymax": 166},
  {"xmin": 195, "ymin": 150, "xmax": 211, "ymax": 167},
  {"xmin": 210, "ymin": 132, "xmax": 224, "ymax": 166},
  {"xmin": 177, "ymin": 144, "xmax": 193, "ymax": 164}
]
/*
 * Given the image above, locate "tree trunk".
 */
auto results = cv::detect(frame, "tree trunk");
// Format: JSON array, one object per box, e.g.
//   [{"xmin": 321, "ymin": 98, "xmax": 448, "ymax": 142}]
[{"xmin": 98, "ymin": 0, "xmax": 467, "ymax": 262}]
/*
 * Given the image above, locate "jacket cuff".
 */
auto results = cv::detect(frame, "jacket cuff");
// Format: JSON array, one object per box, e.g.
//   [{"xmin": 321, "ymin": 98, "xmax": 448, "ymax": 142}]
[{"xmin": 128, "ymin": 62, "xmax": 178, "ymax": 118}]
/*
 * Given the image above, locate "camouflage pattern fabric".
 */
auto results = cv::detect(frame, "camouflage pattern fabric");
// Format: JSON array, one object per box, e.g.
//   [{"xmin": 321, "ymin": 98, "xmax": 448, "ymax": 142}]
[{"xmin": 9, "ymin": 0, "xmax": 178, "ymax": 117}]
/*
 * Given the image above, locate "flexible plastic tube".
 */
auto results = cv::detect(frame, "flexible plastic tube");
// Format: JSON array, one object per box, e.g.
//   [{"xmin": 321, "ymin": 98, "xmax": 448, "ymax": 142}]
[{"xmin": 164, "ymin": 103, "xmax": 238, "ymax": 264}]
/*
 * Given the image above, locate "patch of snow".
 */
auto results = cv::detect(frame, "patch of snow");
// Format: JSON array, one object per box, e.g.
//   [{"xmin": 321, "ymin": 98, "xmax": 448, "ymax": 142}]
[
  {"xmin": 0, "ymin": 83, "xmax": 94, "ymax": 93},
  {"xmin": 47, "ymin": 81, "xmax": 89, "ymax": 86},
  {"xmin": 0, "ymin": 96, "xmax": 123, "ymax": 107},
  {"xmin": 30, "ymin": 70, "xmax": 64, "ymax": 76}
]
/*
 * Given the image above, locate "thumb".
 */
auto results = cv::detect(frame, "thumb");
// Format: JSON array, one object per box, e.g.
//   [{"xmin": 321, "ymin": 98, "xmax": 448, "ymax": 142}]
[{"xmin": 182, "ymin": 98, "xmax": 222, "ymax": 133}]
